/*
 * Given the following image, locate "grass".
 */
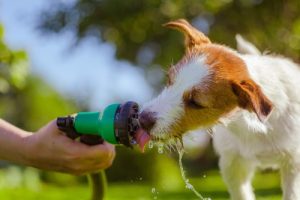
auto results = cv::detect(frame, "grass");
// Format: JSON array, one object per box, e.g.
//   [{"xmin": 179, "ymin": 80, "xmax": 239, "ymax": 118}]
[{"xmin": 0, "ymin": 170, "xmax": 282, "ymax": 200}]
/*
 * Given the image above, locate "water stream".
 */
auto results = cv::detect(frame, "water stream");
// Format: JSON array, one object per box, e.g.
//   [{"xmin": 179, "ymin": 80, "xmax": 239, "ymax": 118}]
[
  {"xmin": 177, "ymin": 146, "xmax": 210, "ymax": 200},
  {"xmin": 149, "ymin": 139, "xmax": 210, "ymax": 199}
]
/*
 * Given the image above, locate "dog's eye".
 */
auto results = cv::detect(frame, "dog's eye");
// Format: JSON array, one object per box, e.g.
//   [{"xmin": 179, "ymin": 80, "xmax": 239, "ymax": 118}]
[
  {"xmin": 183, "ymin": 90, "xmax": 205, "ymax": 109},
  {"xmin": 187, "ymin": 98, "xmax": 205, "ymax": 109}
]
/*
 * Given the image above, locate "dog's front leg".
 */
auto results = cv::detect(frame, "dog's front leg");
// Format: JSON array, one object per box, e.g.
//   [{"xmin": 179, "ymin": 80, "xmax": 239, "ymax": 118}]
[
  {"xmin": 280, "ymin": 160, "xmax": 300, "ymax": 200},
  {"xmin": 219, "ymin": 152, "xmax": 256, "ymax": 200}
]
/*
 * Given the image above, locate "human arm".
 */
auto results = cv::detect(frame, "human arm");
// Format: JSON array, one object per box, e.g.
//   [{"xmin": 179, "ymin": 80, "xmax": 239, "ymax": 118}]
[{"xmin": 0, "ymin": 119, "xmax": 115, "ymax": 175}]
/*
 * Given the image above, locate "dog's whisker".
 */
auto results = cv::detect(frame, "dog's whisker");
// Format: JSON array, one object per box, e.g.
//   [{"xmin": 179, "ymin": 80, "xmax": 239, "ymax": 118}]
[{"xmin": 206, "ymin": 127, "xmax": 214, "ymax": 137}]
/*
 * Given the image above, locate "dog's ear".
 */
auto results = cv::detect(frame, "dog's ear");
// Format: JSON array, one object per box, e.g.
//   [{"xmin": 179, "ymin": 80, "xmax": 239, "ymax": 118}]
[
  {"xmin": 231, "ymin": 79, "xmax": 273, "ymax": 122},
  {"xmin": 164, "ymin": 19, "xmax": 211, "ymax": 53}
]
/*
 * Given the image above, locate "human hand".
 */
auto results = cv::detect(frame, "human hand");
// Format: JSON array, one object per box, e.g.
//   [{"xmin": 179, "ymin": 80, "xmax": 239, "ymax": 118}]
[{"xmin": 24, "ymin": 120, "xmax": 115, "ymax": 175}]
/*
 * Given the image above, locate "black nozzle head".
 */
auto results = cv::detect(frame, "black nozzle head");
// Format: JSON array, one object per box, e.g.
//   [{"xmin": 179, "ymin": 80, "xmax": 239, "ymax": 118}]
[
  {"xmin": 56, "ymin": 116, "xmax": 79, "ymax": 139},
  {"xmin": 114, "ymin": 101, "xmax": 140, "ymax": 147}
]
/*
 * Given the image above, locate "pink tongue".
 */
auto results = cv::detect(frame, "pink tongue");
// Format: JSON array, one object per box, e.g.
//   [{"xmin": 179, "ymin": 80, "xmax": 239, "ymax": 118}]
[{"xmin": 134, "ymin": 129, "xmax": 151, "ymax": 152}]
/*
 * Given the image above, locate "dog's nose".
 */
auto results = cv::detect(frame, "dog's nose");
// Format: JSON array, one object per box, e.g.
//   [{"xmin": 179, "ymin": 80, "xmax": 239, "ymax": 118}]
[{"xmin": 139, "ymin": 111, "xmax": 157, "ymax": 132}]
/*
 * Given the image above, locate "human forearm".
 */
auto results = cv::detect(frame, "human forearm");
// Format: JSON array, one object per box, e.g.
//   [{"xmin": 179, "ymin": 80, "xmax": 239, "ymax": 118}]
[{"xmin": 0, "ymin": 119, "xmax": 32, "ymax": 165}]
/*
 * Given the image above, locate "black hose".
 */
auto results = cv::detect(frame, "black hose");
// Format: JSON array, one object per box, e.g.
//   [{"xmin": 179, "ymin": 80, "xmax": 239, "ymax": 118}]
[
  {"xmin": 80, "ymin": 135, "xmax": 107, "ymax": 200},
  {"xmin": 88, "ymin": 171, "xmax": 107, "ymax": 200}
]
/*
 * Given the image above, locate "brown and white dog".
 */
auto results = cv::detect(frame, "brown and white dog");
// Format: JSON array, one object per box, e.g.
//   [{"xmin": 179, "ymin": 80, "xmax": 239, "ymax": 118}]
[{"xmin": 138, "ymin": 19, "xmax": 300, "ymax": 200}]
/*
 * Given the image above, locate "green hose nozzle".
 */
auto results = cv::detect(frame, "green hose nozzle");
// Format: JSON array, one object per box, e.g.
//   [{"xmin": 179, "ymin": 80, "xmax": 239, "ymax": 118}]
[{"xmin": 57, "ymin": 101, "xmax": 140, "ymax": 147}]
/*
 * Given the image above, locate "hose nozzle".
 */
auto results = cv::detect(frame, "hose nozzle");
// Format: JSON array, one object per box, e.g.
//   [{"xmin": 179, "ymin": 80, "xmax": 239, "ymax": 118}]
[{"xmin": 57, "ymin": 101, "xmax": 140, "ymax": 147}]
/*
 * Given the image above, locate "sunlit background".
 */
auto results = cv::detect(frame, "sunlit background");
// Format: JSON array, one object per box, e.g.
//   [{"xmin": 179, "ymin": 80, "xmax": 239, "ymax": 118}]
[{"xmin": 1, "ymin": 0, "xmax": 299, "ymax": 199}]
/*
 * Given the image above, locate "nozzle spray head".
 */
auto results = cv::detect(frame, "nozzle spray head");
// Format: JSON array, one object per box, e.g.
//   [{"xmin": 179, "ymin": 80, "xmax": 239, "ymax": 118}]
[
  {"xmin": 57, "ymin": 101, "xmax": 140, "ymax": 147},
  {"xmin": 113, "ymin": 101, "xmax": 140, "ymax": 147}
]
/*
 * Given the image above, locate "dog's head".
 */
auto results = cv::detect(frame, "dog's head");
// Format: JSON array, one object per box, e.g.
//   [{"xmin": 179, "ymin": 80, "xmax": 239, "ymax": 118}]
[{"xmin": 139, "ymin": 19, "xmax": 273, "ymax": 142}]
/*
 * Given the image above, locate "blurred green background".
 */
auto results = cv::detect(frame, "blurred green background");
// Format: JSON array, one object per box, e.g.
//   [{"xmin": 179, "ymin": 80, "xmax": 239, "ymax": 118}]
[{"xmin": 1, "ymin": 0, "xmax": 299, "ymax": 199}]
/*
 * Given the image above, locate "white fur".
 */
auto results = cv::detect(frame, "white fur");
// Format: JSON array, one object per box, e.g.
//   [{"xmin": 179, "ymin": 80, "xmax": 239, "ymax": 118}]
[
  {"xmin": 236, "ymin": 34, "xmax": 261, "ymax": 55},
  {"xmin": 142, "ymin": 55, "xmax": 210, "ymax": 139},
  {"xmin": 213, "ymin": 36, "xmax": 300, "ymax": 200}
]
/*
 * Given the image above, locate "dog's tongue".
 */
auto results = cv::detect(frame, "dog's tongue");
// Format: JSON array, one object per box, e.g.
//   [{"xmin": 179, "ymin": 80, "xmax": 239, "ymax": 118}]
[{"xmin": 134, "ymin": 129, "xmax": 151, "ymax": 152}]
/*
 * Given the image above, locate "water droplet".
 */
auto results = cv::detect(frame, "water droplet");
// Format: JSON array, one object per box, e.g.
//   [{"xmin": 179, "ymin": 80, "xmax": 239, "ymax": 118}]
[
  {"xmin": 130, "ymin": 139, "xmax": 137, "ymax": 145},
  {"xmin": 151, "ymin": 187, "xmax": 156, "ymax": 193},
  {"xmin": 158, "ymin": 148, "xmax": 164, "ymax": 154},
  {"xmin": 139, "ymin": 177, "xmax": 143, "ymax": 180},
  {"xmin": 185, "ymin": 183, "xmax": 193, "ymax": 190},
  {"xmin": 154, "ymin": 196, "xmax": 157, "ymax": 200},
  {"xmin": 148, "ymin": 141, "xmax": 154, "ymax": 149},
  {"xmin": 203, "ymin": 174, "xmax": 206, "ymax": 178},
  {"xmin": 157, "ymin": 143, "xmax": 164, "ymax": 154}
]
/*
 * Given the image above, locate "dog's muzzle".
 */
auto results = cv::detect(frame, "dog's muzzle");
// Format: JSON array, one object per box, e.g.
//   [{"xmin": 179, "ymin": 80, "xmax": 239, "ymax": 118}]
[{"xmin": 139, "ymin": 110, "xmax": 157, "ymax": 133}]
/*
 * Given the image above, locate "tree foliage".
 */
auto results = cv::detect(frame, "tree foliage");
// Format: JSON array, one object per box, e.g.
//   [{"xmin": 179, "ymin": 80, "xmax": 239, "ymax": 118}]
[
  {"xmin": 0, "ymin": 25, "xmax": 77, "ymax": 129},
  {"xmin": 0, "ymin": 25, "xmax": 28, "ymax": 94},
  {"xmin": 39, "ymin": 0, "xmax": 300, "ymax": 68},
  {"xmin": 0, "ymin": 24, "xmax": 29, "ymax": 125}
]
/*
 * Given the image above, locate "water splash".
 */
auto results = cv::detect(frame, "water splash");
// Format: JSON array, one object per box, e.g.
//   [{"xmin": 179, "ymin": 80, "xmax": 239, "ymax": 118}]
[
  {"xmin": 151, "ymin": 188, "xmax": 156, "ymax": 193},
  {"xmin": 151, "ymin": 187, "xmax": 159, "ymax": 199},
  {"xmin": 148, "ymin": 140, "xmax": 164, "ymax": 153},
  {"xmin": 177, "ymin": 143, "xmax": 210, "ymax": 200},
  {"xmin": 150, "ymin": 138, "xmax": 210, "ymax": 199},
  {"xmin": 148, "ymin": 140, "xmax": 154, "ymax": 149},
  {"xmin": 157, "ymin": 143, "xmax": 164, "ymax": 154}
]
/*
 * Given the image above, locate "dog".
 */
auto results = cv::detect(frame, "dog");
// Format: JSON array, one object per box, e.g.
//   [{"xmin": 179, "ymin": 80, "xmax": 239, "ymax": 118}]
[{"xmin": 138, "ymin": 19, "xmax": 300, "ymax": 200}]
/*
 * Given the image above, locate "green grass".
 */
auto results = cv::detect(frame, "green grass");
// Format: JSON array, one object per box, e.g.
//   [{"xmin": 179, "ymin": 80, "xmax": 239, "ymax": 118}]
[{"xmin": 0, "ymin": 170, "xmax": 282, "ymax": 200}]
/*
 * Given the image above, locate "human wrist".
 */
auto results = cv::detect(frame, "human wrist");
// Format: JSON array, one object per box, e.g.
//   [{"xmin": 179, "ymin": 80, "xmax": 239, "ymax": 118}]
[
  {"xmin": 0, "ymin": 119, "xmax": 35, "ymax": 166},
  {"xmin": 18, "ymin": 131, "xmax": 36, "ymax": 166}
]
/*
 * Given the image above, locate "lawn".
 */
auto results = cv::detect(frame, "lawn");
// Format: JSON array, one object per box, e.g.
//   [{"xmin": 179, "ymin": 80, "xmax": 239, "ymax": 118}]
[{"xmin": 0, "ymin": 170, "xmax": 282, "ymax": 200}]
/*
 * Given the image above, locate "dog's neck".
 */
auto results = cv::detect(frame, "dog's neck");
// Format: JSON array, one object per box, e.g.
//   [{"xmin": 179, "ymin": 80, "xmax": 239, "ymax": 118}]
[{"xmin": 219, "ymin": 108, "xmax": 270, "ymax": 135}]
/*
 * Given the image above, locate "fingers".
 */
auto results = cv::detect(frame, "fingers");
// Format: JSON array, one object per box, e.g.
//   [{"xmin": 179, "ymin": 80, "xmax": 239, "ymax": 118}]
[
  {"xmin": 44, "ymin": 124, "xmax": 115, "ymax": 175},
  {"xmin": 88, "ymin": 142, "xmax": 115, "ymax": 159},
  {"xmin": 84, "ymin": 142, "xmax": 116, "ymax": 170},
  {"xmin": 64, "ymin": 142, "xmax": 116, "ymax": 175}
]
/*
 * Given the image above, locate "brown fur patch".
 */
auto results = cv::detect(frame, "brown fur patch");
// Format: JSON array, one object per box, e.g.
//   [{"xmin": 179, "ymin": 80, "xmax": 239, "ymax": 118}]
[
  {"xmin": 164, "ymin": 19, "xmax": 211, "ymax": 53},
  {"xmin": 231, "ymin": 79, "xmax": 273, "ymax": 121}
]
